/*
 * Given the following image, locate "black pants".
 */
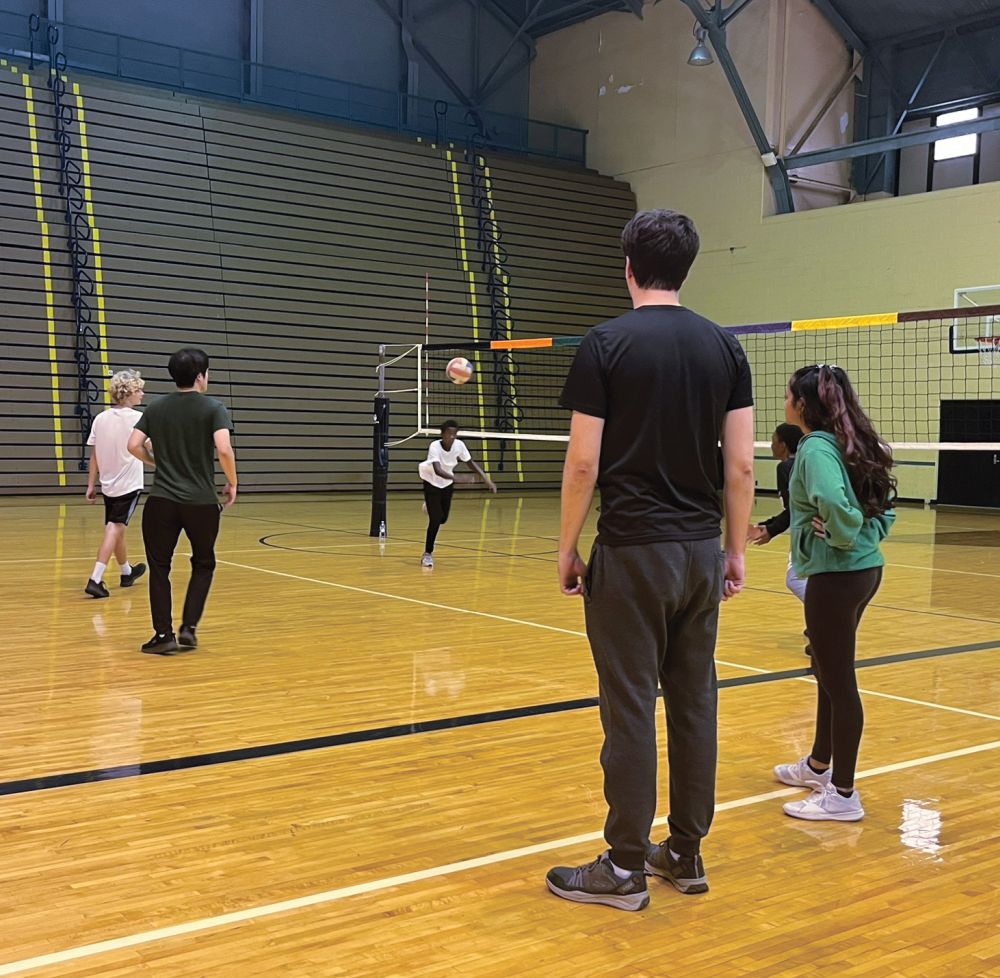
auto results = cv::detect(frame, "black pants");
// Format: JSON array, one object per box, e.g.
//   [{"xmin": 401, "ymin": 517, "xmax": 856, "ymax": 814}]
[
  {"xmin": 584, "ymin": 539, "xmax": 724, "ymax": 870},
  {"xmin": 142, "ymin": 495, "xmax": 221, "ymax": 635},
  {"xmin": 804, "ymin": 567, "xmax": 883, "ymax": 790},
  {"xmin": 422, "ymin": 482, "xmax": 454, "ymax": 553}
]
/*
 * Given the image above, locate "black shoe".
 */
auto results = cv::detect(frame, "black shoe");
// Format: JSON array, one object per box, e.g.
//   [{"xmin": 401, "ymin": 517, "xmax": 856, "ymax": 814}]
[
  {"xmin": 178, "ymin": 625, "xmax": 197, "ymax": 649},
  {"xmin": 644, "ymin": 843, "xmax": 709, "ymax": 895},
  {"xmin": 120, "ymin": 563, "xmax": 146, "ymax": 588},
  {"xmin": 85, "ymin": 579, "xmax": 110, "ymax": 599},
  {"xmin": 141, "ymin": 632, "xmax": 178, "ymax": 655},
  {"xmin": 546, "ymin": 852, "xmax": 649, "ymax": 911}
]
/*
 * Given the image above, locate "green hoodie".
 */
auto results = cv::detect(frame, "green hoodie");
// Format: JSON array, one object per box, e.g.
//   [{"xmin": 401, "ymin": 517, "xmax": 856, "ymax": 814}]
[{"xmin": 788, "ymin": 431, "xmax": 895, "ymax": 577}]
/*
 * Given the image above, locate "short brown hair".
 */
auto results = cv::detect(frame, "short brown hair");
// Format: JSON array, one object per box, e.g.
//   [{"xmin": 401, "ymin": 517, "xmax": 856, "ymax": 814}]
[{"xmin": 621, "ymin": 210, "xmax": 700, "ymax": 290}]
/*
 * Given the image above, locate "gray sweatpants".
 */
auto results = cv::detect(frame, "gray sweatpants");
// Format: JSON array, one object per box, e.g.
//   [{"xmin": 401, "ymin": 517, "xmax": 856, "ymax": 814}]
[{"xmin": 584, "ymin": 538, "xmax": 724, "ymax": 870}]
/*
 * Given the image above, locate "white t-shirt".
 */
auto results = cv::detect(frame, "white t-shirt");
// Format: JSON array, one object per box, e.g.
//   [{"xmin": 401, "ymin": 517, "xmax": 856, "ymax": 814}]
[
  {"xmin": 419, "ymin": 438, "xmax": 471, "ymax": 488},
  {"xmin": 87, "ymin": 406, "xmax": 145, "ymax": 497}
]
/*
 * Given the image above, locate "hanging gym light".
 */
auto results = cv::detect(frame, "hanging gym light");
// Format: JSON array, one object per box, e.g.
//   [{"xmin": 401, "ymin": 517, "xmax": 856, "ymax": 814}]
[{"xmin": 687, "ymin": 25, "xmax": 714, "ymax": 66}]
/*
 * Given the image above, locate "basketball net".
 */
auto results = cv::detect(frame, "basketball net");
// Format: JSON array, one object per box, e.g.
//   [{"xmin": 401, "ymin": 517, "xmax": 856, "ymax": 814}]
[{"xmin": 977, "ymin": 336, "xmax": 1000, "ymax": 368}]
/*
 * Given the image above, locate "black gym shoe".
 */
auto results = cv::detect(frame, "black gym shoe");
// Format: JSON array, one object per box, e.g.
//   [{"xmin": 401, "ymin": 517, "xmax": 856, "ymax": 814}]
[
  {"xmin": 177, "ymin": 625, "xmax": 197, "ymax": 649},
  {"xmin": 141, "ymin": 632, "xmax": 178, "ymax": 655},
  {"xmin": 644, "ymin": 843, "xmax": 709, "ymax": 895},
  {"xmin": 546, "ymin": 852, "xmax": 649, "ymax": 911},
  {"xmin": 120, "ymin": 563, "xmax": 146, "ymax": 588},
  {"xmin": 85, "ymin": 579, "xmax": 110, "ymax": 599}
]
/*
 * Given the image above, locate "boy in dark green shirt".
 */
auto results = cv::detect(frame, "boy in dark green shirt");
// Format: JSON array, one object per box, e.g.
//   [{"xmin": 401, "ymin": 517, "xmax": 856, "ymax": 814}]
[{"xmin": 128, "ymin": 348, "xmax": 237, "ymax": 655}]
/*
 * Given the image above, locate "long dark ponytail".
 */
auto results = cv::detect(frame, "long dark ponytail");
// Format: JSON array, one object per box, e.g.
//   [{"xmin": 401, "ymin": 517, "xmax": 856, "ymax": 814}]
[{"xmin": 788, "ymin": 365, "xmax": 896, "ymax": 517}]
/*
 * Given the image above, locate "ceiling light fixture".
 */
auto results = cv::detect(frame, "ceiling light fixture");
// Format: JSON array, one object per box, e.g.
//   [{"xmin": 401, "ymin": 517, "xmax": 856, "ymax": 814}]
[{"xmin": 687, "ymin": 25, "xmax": 714, "ymax": 67}]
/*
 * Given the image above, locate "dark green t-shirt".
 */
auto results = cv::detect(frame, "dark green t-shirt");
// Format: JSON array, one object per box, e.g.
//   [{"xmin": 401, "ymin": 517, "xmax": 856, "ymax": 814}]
[{"xmin": 134, "ymin": 392, "xmax": 233, "ymax": 505}]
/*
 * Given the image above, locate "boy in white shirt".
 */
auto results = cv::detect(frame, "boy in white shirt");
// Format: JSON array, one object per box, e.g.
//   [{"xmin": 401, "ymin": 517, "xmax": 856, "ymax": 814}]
[
  {"xmin": 84, "ymin": 369, "xmax": 148, "ymax": 598},
  {"xmin": 418, "ymin": 419, "xmax": 496, "ymax": 567}
]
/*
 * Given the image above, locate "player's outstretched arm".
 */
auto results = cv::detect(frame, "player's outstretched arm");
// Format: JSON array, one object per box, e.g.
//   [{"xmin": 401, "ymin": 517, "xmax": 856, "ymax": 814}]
[{"xmin": 465, "ymin": 458, "xmax": 497, "ymax": 492}]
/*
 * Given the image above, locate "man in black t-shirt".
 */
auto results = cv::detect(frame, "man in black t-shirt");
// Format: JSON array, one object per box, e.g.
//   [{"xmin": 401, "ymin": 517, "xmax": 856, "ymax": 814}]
[
  {"xmin": 127, "ymin": 348, "xmax": 237, "ymax": 655},
  {"xmin": 546, "ymin": 211, "xmax": 755, "ymax": 912}
]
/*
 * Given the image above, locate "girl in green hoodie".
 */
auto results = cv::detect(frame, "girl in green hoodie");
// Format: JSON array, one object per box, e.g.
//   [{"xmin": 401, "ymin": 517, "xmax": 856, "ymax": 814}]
[{"xmin": 774, "ymin": 364, "xmax": 896, "ymax": 822}]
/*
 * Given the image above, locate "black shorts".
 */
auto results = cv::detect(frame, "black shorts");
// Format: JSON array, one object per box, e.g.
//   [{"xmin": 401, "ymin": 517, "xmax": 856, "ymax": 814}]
[{"xmin": 104, "ymin": 490, "xmax": 142, "ymax": 526}]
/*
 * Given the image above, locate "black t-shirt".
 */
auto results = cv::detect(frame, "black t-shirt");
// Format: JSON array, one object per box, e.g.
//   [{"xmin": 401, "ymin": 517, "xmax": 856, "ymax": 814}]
[
  {"xmin": 134, "ymin": 391, "xmax": 233, "ymax": 505},
  {"xmin": 559, "ymin": 305, "xmax": 753, "ymax": 545}
]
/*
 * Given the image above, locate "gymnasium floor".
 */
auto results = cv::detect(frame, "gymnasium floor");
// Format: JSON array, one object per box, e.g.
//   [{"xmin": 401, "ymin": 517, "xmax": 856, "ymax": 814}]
[{"xmin": 0, "ymin": 491, "xmax": 998, "ymax": 977}]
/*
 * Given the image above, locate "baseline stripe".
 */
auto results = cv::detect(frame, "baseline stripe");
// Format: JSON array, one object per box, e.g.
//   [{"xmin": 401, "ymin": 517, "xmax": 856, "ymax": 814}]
[{"xmin": 1, "ymin": 740, "xmax": 996, "ymax": 975}]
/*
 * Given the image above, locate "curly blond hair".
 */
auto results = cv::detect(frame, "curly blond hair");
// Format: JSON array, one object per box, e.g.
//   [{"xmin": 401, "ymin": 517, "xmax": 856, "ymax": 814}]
[{"xmin": 109, "ymin": 369, "xmax": 145, "ymax": 404}]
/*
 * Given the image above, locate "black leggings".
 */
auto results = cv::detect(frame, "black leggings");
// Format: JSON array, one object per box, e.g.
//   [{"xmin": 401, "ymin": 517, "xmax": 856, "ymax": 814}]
[
  {"xmin": 804, "ymin": 567, "xmax": 883, "ymax": 791},
  {"xmin": 423, "ymin": 482, "xmax": 454, "ymax": 553}
]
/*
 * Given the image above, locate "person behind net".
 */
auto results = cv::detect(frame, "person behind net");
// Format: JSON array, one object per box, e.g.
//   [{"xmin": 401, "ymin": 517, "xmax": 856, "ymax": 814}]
[
  {"xmin": 775, "ymin": 364, "xmax": 895, "ymax": 822},
  {"xmin": 418, "ymin": 420, "xmax": 496, "ymax": 568},
  {"xmin": 747, "ymin": 422, "xmax": 811, "ymax": 654},
  {"xmin": 83, "ymin": 369, "xmax": 148, "ymax": 598},
  {"xmin": 126, "ymin": 348, "xmax": 237, "ymax": 655},
  {"xmin": 546, "ymin": 209, "xmax": 756, "ymax": 911}
]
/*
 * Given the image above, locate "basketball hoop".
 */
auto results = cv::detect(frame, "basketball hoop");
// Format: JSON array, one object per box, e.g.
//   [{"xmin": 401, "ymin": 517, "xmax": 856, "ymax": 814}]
[{"xmin": 976, "ymin": 336, "xmax": 1000, "ymax": 367}]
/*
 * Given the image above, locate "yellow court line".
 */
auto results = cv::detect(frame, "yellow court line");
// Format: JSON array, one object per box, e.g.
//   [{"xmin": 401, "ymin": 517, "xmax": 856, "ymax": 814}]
[
  {"xmin": 445, "ymin": 150, "xmax": 490, "ymax": 472},
  {"xmin": 482, "ymin": 162, "xmax": 524, "ymax": 483},
  {"xmin": 22, "ymin": 74, "xmax": 66, "ymax": 486},
  {"xmin": 791, "ymin": 312, "xmax": 898, "ymax": 331},
  {"xmin": 73, "ymin": 81, "xmax": 111, "ymax": 405},
  {"xmin": 0, "ymin": 739, "xmax": 996, "ymax": 975}
]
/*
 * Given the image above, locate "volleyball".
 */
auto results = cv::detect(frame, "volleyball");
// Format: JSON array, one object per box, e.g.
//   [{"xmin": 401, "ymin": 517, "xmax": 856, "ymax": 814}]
[{"xmin": 446, "ymin": 357, "xmax": 474, "ymax": 385}]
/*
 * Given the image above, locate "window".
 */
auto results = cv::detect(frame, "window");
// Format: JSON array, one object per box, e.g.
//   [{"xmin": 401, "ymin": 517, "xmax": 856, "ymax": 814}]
[{"xmin": 934, "ymin": 108, "xmax": 980, "ymax": 161}]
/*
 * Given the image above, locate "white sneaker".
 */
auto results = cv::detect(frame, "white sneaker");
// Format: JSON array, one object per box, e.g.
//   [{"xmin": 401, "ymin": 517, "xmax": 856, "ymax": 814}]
[
  {"xmin": 783, "ymin": 783, "xmax": 864, "ymax": 822},
  {"xmin": 774, "ymin": 757, "xmax": 832, "ymax": 789},
  {"xmin": 421, "ymin": 553, "xmax": 434, "ymax": 568}
]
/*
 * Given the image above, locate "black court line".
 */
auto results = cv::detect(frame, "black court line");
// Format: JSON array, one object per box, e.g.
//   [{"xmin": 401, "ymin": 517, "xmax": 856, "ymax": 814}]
[{"xmin": 2, "ymin": 639, "xmax": 996, "ymax": 799}]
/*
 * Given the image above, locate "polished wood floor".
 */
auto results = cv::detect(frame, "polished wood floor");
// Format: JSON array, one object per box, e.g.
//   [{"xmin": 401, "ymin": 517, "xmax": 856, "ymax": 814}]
[{"xmin": 0, "ymin": 491, "xmax": 998, "ymax": 978}]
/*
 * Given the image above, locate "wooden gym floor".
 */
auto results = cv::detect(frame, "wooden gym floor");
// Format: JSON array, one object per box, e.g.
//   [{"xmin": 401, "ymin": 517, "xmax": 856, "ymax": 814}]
[{"xmin": 0, "ymin": 491, "xmax": 998, "ymax": 977}]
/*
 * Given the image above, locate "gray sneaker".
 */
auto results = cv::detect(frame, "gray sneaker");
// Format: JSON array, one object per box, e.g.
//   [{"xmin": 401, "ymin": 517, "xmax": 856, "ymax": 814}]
[
  {"xmin": 644, "ymin": 843, "xmax": 709, "ymax": 894},
  {"xmin": 546, "ymin": 852, "xmax": 649, "ymax": 911},
  {"xmin": 420, "ymin": 553, "xmax": 434, "ymax": 568}
]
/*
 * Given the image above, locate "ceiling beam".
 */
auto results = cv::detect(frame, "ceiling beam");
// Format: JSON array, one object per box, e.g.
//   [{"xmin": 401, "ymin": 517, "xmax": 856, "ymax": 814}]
[
  {"xmin": 806, "ymin": 0, "xmax": 867, "ymax": 54},
  {"xmin": 875, "ymin": 10, "xmax": 1000, "ymax": 52},
  {"xmin": 786, "ymin": 111, "xmax": 1000, "ymax": 169},
  {"xmin": 679, "ymin": 0, "xmax": 795, "ymax": 213}
]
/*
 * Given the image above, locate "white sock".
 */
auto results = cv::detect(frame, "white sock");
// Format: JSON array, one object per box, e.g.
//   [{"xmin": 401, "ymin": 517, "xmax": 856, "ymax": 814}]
[
  {"xmin": 92, "ymin": 561, "xmax": 107, "ymax": 583},
  {"xmin": 669, "ymin": 848, "xmax": 683, "ymax": 862},
  {"xmin": 121, "ymin": 561, "xmax": 132, "ymax": 576},
  {"xmin": 609, "ymin": 859, "xmax": 634, "ymax": 879}
]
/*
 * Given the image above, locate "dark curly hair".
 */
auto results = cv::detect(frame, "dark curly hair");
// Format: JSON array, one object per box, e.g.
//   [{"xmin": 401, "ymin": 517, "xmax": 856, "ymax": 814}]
[{"xmin": 788, "ymin": 365, "xmax": 896, "ymax": 517}]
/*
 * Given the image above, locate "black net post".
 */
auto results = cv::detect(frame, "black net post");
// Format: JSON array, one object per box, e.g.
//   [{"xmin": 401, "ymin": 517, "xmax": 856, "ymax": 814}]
[
  {"xmin": 370, "ymin": 345, "xmax": 390, "ymax": 537},
  {"xmin": 369, "ymin": 393, "xmax": 390, "ymax": 536}
]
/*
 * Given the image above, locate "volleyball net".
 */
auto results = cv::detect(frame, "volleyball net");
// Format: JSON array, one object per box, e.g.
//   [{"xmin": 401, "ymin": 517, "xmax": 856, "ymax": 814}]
[{"xmin": 377, "ymin": 304, "xmax": 1000, "ymax": 454}]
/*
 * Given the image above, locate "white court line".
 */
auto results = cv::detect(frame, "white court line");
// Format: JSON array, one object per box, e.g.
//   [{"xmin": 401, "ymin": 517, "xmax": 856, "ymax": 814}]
[
  {"xmin": 1, "ymin": 738, "xmax": 997, "ymax": 976},
  {"xmin": 219, "ymin": 559, "xmax": 1000, "ymax": 723},
  {"xmin": 216, "ymin": 559, "xmax": 588, "ymax": 637}
]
